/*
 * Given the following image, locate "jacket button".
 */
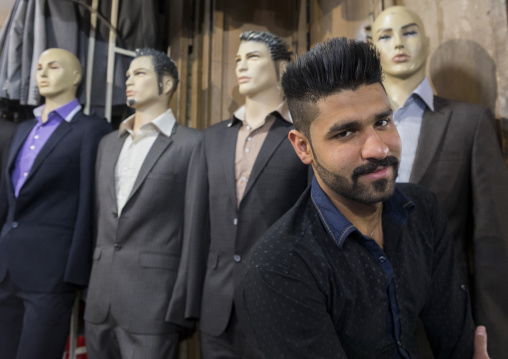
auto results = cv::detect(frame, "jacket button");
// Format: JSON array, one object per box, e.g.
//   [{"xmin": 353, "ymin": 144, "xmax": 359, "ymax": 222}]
[
  {"xmin": 233, "ymin": 218, "xmax": 238, "ymax": 225},
  {"xmin": 112, "ymin": 211, "xmax": 118, "ymax": 218},
  {"xmin": 233, "ymin": 254, "xmax": 241, "ymax": 262},
  {"xmin": 11, "ymin": 222, "xmax": 19, "ymax": 228},
  {"xmin": 114, "ymin": 243, "xmax": 121, "ymax": 251}
]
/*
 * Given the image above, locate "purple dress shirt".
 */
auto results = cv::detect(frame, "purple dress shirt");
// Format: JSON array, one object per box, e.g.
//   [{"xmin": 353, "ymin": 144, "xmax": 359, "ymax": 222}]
[{"xmin": 11, "ymin": 99, "xmax": 82, "ymax": 197}]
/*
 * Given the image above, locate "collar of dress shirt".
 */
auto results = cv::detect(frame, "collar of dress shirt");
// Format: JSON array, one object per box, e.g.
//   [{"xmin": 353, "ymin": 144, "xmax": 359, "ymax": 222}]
[
  {"xmin": 410, "ymin": 77, "xmax": 435, "ymax": 112},
  {"xmin": 310, "ymin": 176, "xmax": 414, "ymax": 249},
  {"xmin": 228, "ymin": 101, "xmax": 292, "ymax": 127},
  {"xmin": 32, "ymin": 99, "xmax": 82, "ymax": 125},
  {"xmin": 118, "ymin": 108, "xmax": 177, "ymax": 138}
]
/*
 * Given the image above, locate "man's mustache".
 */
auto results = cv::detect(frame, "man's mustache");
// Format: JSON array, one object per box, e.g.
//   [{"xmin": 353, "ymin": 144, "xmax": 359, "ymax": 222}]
[{"xmin": 352, "ymin": 156, "xmax": 400, "ymax": 179}]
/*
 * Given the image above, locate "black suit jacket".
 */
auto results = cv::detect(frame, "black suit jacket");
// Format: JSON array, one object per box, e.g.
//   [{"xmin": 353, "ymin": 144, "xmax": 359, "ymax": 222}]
[
  {"xmin": 0, "ymin": 118, "xmax": 18, "ymax": 222},
  {"xmin": 411, "ymin": 96, "xmax": 508, "ymax": 357},
  {"xmin": 167, "ymin": 115, "xmax": 310, "ymax": 335},
  {"xmin": 0, "ymin": 111, "xmax": 111, "ymax": 292}
]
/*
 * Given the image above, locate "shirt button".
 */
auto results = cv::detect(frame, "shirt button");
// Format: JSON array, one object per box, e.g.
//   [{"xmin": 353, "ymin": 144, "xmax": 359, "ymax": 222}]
[
  {"xmin": 23, "ymin": 172, "xmax": 28, "ymax": 177},
  {"xmin": 379, "ymin": 256, "xmax": 386, "ymax": 263},
  {"xmin": 233, "ymin": 218, "xmax": 238, "ymax": 225},
  {"xmin": 233, "ymin": 254, "xmax": 242, "ymax": 262},
  {"xmin": 247, "ymin": 137, "xmax": 252, "ymax": 141},
  {"xmin": 114, "ymin": 243, "xmax": 122, "ymax": 251},
  {"xmin": 30, "ymin": 145, "xmax": 35, "ymax": 150},
  {"xmin": 397, "ymin": 341, "xmax": 402, "ymax": 347},
  {"xmin": 244, "ymin": 148, "xmax": 250, "ymax": 153},
  {"xmin": 34, "ymin": 135, "xmax": 39, "ymax": 139},
  {"xmin": 241, "ymin": 176, "xmax": 247, "ymax": 182},
  {"xmin": 11, "ymin": 222, "xmax": 19, "ymax": 228},
  {"xmin": 245, "ymin": 125, "xmax": 251, "ymax": 130}
]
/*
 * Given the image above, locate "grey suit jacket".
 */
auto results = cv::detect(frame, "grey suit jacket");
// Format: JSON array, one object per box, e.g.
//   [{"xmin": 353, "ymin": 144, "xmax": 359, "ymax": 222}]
[
  {"xmin": 167, "ymin": 114, "xmax": 310, "ymax": 336},
  {"xmin": 84, "ymin": 123, "xmax": 202, "ymax": 335},
  {"xmin": 411, "ymin": 96, "xmax": 508, "ymax": 358}
]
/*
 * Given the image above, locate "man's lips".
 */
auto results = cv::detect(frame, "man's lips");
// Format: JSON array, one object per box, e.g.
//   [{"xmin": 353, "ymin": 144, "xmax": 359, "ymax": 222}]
[
  {"xmin": 359, "ymin": 166, "xmax": 391, "ymax": 180},
  {"xmin": 392, "ymin": 54, "xmax": 410, "ymax": 63},
  {"xmin": 238, "ymin": 77, "xmax": 250, "ymax": 84}
]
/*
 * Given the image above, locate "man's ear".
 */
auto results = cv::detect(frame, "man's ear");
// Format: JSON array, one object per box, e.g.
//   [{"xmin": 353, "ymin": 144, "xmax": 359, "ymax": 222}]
[
  {"xmin": 288, "ymin": 129, "xmax": 313, "ymax": 165},
  {"xmin": 279, "ymin": 60, "xmax": 288, "ymax": 77}
]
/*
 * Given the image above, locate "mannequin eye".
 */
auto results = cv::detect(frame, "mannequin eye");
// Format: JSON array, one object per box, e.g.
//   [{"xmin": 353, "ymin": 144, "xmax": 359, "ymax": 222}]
[
  {"xmin": 403, "ymin": 30, "xmax": 418, "ymax": 37},
  {"xmin": 378, "ymin": 34, "xmax": 391, "ymax": 41}
]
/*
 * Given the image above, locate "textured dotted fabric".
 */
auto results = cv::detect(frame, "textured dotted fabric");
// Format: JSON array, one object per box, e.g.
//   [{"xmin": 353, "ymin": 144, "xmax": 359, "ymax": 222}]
[{"xmin": 243, "ymin": 184, "xmax": 475, "ymax": 359}]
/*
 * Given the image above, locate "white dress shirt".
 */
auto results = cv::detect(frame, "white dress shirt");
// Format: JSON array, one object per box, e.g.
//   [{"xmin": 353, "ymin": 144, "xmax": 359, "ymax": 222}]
[{"xmin": 115, "ymin": 109, "xmax": 176, "ymax": 213}]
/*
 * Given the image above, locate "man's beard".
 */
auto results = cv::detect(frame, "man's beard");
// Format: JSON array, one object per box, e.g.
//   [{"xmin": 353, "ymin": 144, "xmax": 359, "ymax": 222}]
[{"xmin": 313, "ymin": 154, "xmax": 399, "ymax": 205}]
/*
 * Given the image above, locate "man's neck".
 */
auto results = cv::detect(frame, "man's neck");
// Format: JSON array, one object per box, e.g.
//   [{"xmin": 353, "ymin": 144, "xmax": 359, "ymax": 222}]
[
  {"xmin": 244, "ymin": 88, "xmax": 282, "ymax": 128},
  {"xmin": 383, "ymin": 70, "xmax": 425, "ymax": 111},
  {"xmin": 132, "ymin": 104, "xmax": 169, "ymax": 134}
]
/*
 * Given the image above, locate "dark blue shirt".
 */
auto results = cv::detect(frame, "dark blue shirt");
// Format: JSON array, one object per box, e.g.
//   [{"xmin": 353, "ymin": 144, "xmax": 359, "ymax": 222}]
[{"xmin": 311, "ymin": 176, "xmax": 412, "ymax": 359}]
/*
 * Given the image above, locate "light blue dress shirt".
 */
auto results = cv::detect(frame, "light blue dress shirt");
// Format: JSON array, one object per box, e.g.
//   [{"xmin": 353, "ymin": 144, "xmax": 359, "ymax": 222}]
[{"xmin": 393, "ymin": 77, "xmax": 434, "ymax": 183}]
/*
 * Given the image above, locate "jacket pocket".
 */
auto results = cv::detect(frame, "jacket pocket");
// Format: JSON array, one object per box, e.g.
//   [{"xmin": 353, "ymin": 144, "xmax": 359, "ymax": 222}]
[{"xmin": 139, "ymin": 251, "xmax": 179, "ymax": 271}]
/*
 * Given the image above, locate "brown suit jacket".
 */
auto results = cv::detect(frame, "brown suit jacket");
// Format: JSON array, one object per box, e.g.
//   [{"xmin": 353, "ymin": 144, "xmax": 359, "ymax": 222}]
[{"xmin": 411, "ymin": 96, "xmax": 508, "ymax": 358}]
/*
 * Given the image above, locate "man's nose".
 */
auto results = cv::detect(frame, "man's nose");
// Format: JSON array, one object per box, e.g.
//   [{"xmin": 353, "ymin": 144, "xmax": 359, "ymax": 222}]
[{"xmin": 361, "ymin": 130, "xmax": 389, "ymax": 160}]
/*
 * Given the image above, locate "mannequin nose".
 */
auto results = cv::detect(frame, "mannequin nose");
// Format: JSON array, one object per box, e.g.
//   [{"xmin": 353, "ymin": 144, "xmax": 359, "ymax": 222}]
[{"xmin": 393, "ymin": 33, "xmax": 404, "ymax": 49}]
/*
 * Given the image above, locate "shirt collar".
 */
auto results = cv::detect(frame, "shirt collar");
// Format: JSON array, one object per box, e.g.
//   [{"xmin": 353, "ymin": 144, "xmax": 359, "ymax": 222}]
[
  {"xmin": 310, "ymin": 176, "xmax": 415, "ymax": 249},
  {"xmin": 410, "ymin": 77, "xmax": 434, "ymax": 112},
  {"xmin": 33, "ymin": 99, "xmax": 82, "ymax": 124},
  {"xmin": 118, "ymin": 109, "xmax": 176, "ymax": 138},
  {"xmin": 228, "ymin": 101, "xmax": 292, "ymax": 127}
]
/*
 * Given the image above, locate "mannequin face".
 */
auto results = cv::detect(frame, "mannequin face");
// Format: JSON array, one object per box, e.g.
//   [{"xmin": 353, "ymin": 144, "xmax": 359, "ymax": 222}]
[
  {"xmin": 235, "ymin": 41, "xmax": 279, "ymax": 97},
  {"xmin": 125, "ymin": 56, "xmax": 167, "ymax": 109},
  {"xmin": 372, "ymin": 7, "xmax": 428, "ymax": 79},
  {"xmin": 36, "ymin": 49, "xmax": 81, "ymax": 100}
]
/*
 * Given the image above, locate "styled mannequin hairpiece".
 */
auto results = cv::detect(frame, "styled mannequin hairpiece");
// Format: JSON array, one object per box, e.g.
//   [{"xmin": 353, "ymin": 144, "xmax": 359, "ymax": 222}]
[
  {"xmin": 135, "ymin": 48, "xmax": 179, "ymax": 94},
  {"xmin": 239, "ymin": 31, "xmax": 291, "ymax": 62}
]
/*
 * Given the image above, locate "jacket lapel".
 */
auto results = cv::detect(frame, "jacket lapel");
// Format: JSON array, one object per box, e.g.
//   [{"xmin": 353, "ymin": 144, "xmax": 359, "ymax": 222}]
[
  {"xmin": 106, "ymin": 132, "xmax": 128, "ymax": 204},
  {"xmin": 26, "ymin": 120, "xmax": 72, "ymax": 181},
  {"xmin": 409, "ymin": 97, "xmax": 452, "ymax": 183},
  {"xmin": 5, "ymin": 119, "xmax": 36, "ymax": 194},
  {"xmin": 124, "ymin": 132, "xmax": 173, "ymax": 206},
  {"xmin": 222, "ymin": 122, "xmax": 240, "ymax": 207},
  {"xmin": 242, "ymin": 118, "xmax": 290, "ymax": 201}
]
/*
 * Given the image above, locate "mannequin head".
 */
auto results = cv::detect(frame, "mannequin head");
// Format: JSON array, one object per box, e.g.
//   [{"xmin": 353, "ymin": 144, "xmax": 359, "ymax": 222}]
[
  {"xmin": 125, "ymin": 48, "xmax": 179, "ymax": 110},
  {"xmin": 235, "ymin": 31, "xmax": 290, "ymax": 98},
  {"xmin": 36, "ymin": 48, "xmax": 82, "ymax": 103},
  {"xmin": 371, "ymin": 6, "xmax": 429, "ymax": 82}
]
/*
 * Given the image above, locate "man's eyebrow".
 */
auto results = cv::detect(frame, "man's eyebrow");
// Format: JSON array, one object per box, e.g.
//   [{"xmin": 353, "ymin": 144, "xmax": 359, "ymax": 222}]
[
  {"xmin": 375, "ymin": 108, "xmax": 393, "ymax": 120},
  {"xmin": 327, "ymin": 120, "xmax": 361, "ymax": 135}
]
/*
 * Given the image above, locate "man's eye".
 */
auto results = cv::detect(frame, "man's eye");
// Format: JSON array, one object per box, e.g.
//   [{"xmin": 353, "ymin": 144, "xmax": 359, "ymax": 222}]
[
  {"xmin": 376, "ymin": 119, "xmax": 390, "ymax": 127},
  {"xmin": 335, "ymin": 130, "xmax": 354, "ymax": 139}
]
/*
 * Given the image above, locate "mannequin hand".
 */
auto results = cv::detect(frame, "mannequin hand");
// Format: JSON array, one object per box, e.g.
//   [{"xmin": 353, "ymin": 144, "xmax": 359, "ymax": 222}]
[{"xmin": 473, "ymin": 326, "xmax": 490, "ymax": 359}]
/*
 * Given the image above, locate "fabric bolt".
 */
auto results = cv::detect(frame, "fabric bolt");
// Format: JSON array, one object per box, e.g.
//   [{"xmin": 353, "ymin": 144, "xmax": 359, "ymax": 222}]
[
  {"xmin": 11, "ymin": 99, "xmax": 81, "ymax": 196},
  {"xmin": 115, "ymin": 109, "xmax": 176, "ymax": 213},
  {"xmin": 393, "ymin": 77, "xmax": 433, "ymax": 182},
  {"xmin": 243, "ymin": 182, "xmax": 475, "ymax": 359}
]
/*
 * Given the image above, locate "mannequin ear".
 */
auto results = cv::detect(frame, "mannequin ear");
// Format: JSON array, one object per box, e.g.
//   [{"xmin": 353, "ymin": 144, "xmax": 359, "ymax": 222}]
[
  {"xmin": 72, "ymin": 70, "xmax": 82, "ymax": 86},
  {"xmin": 288, "ymin": 129, "xmax": 314, "ymax": 165},
  {"xmin": 162, "ymin": 75, "xmax": 174, "ymax": 96}
]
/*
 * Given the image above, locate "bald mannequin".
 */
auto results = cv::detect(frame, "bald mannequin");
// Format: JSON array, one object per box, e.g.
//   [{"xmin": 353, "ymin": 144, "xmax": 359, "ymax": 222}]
[
  {"xmin": 372, "ymin": 6, "xmax": 429, "ymax": 109},
  {"xmin": 372, "ymin": 7, "xmax": 508, "ymax": 359},
  {"xmin": 0, "ymin": 48, "xmax": 111, "ymax": 358}
]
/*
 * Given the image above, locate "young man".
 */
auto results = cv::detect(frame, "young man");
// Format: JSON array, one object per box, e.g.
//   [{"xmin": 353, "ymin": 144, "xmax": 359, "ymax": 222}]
[
  {"xmin": 84, "ymin": 48, "xmax": 201, "ymax": 358},
  {"xmin": 0, "ymin": 48, "xmax": 111, "ymax": 358},
  {"xmin": 168, "ymin": 31, "xmax": 309, "ymax": 358},
  {"xmin": 372, "ymin": 7, "xmax": 508, "ymax": 357},
  {"xmin": 243, "ymin": 37, "xmax": 490, "ymax": 359}
]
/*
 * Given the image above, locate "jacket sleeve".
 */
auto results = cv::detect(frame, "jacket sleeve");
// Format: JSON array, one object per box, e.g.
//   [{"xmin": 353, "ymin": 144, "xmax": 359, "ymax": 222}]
[
  {"xmin": 166, "ymin": 138, "xmax": 210, "ymax": 326},
  {"xmin": 470, "ymin": 108, "xmax": 508, "ymax": 357},
  {"xmin": 64, "ymin": 118, "xmax": 111, "ymax": 286}
]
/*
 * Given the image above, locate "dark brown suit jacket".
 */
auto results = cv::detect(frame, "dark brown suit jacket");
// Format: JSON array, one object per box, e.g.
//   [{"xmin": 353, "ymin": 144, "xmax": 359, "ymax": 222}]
[{"xmin": 411, "ymin": 96, "xmax": 508, "ymax": 358}]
